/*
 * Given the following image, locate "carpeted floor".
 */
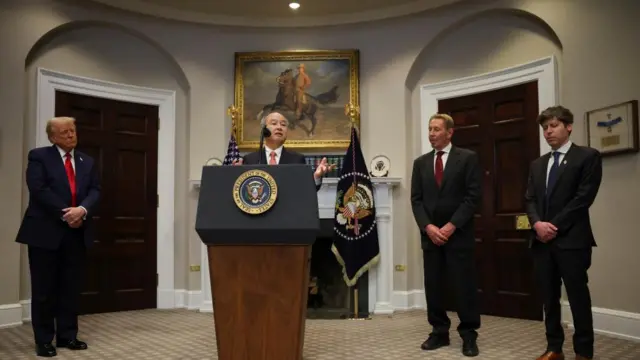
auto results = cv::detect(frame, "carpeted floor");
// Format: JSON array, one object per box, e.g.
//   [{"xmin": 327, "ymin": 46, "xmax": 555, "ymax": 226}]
[{"xmin": 1, "ymin": 309, "xmax": 638, "ymax": 359}]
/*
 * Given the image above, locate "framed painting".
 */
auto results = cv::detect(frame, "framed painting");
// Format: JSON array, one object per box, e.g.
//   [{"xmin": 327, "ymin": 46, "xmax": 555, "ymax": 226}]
[
  {"xmin": 233, "ymin": 50, "xmax": 360, "ymax": 151},
  {"xmin": 586, "ymin": 100, "xmax": 639, "ymax": 157}
]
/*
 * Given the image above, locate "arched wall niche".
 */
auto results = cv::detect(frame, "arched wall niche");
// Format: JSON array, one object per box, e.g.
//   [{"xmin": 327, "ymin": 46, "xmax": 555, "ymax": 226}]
[
  {"xmin": 20, "ymin": 20, "xmax": 192, "ymax": 308},
  {"xmin": 399, "ymin": 7, "xmax": 564, "ymax": 292},
  {"xmin": 24, "ymin": 20, "xmax": 190, "ymax": 91}
]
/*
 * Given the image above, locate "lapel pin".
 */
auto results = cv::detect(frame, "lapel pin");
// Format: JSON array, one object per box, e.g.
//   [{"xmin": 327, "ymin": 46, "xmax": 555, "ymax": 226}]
[
  {"xmin": 80, "ymin": 157, "xmax": 83, "ymax": 162},
  {"xmin": 563, "ymin": 160, "xmax": 567, "ymax": 165}
]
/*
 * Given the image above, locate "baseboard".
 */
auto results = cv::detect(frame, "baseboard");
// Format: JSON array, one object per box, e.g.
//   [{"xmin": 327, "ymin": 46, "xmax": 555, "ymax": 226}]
[
  {"xmin": 0, "ymin": 303, "xmax": 23, "ymax": 329},
  {"xmin": 173, "ymin": 290, "xmax": 203, "ymax": 311},
  {"xmin": 20, "ymin": 299, "xmax": 31, "ymax": 322},
  {"xmin": 561, "ymin": 300, "xmax": 640, "ymax": 342},
  {"xmin": 392, "ymin": 290, "xmax": 426, "ymax": 310},
  {"xmin": 390, "ymin": 291, "xmax": 640, "ymax": 342}
]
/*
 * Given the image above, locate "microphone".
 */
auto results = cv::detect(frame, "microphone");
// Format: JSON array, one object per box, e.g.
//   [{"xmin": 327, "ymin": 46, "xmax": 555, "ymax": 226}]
[{"xmin": 259, "ymin": 125, "xmax": 271, "ymax": 164}]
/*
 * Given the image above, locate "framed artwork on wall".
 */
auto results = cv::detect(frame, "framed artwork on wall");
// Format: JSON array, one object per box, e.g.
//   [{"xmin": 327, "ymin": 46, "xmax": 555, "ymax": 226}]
[
  {"xmin": 586, "ymin": 100, "xmax": 639, "ymax": 157},
  {"xmin": 233, "ymin": 50, "xmax": 360, "ymax": 151}
]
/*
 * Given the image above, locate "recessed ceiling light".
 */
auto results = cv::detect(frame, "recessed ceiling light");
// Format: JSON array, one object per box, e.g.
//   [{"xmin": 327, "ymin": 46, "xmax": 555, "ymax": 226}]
[{"xmin": 289, "ymin": 2, "xmax": 300, "ymax": 10}]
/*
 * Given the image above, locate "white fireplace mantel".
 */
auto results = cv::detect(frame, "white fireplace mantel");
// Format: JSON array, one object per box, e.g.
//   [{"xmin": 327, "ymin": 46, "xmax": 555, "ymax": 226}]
[{"xmin": 190, "ymin": 176, "xmax": 402, "ymax": 315}]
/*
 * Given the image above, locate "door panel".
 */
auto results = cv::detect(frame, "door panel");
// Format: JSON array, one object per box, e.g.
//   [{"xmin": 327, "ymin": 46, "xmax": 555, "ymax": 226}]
[
  {"xmin": 438, "ymin": 81, "xmax": 542, "ymax": 320},
  {"xmin": 55, "ymin": 90, "xmax": 159, "ymax": 314}
]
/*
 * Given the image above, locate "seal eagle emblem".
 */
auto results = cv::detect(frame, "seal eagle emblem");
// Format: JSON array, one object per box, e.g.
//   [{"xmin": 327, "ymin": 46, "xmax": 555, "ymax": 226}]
[
  {"xmin": 335, "ymin": 176, "xmax": 375, "ymax": 239},
  {"xmin": 233, "ymin": 169, "xmax": 278, "ymax": 215}
]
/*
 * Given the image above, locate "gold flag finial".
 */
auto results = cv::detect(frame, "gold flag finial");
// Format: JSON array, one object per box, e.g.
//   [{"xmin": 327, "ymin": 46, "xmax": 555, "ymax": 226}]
[
  {"xmin": 344, "ymin": 103, "xmax": 359, "ymax": 127},
  {"xmin": 227, "ymin": 104, "xmax": 239, "ymax": 133}
]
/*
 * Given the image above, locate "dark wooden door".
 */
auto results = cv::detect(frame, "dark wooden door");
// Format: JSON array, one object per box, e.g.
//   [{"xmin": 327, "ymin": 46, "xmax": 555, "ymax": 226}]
[
  {"xmin": 438, "ymin": 81, "xmax": 542, "ymax": 321},
  {"xmin": 55, "ymin": 90, "xmax": 159, "ymax": 314}
]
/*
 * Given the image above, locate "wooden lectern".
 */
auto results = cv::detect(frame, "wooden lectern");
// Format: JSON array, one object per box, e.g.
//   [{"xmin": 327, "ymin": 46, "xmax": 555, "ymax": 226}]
[{"xmin": 195, "ymin": 164, "xmax": 319, "ymax": 360}]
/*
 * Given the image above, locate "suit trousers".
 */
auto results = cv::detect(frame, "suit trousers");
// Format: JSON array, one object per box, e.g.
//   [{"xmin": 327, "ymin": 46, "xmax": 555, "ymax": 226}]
[
  {"xmin": 423, "ymin": 245, "xmax": 480, "ymax": 341},
  {"xmin": 28, "ymin": 230, "xmax": 86, "ymax": 344},
  {"xmin": 533, "ymin": 244, "xmax": 594, "ymax": 358}
]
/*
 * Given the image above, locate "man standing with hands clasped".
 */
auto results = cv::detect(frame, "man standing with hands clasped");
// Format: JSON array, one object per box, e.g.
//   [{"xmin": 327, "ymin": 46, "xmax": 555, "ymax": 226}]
[
  {"xmin": 16, "ymin": 117, "xmax": 100, "ymax": 357},
  {"xmin": 410, "ymin": 113, "xmax": 482, "ymax": 357},
  {"xmin": 525, "ymin": 106, "xmax": 602, "ymax": 360}
]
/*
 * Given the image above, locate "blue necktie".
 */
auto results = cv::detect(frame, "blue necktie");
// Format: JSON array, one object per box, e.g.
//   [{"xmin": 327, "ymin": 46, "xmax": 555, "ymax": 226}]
[{"xmin": 546, "ymin": 151, "xmax": 561, "ymax": 196}]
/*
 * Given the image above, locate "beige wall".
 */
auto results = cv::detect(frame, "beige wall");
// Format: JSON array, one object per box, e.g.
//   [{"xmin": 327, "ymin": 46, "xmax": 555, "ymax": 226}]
[{"xmin": 1, "ymin": 0, "xmax": 639, "ymax": 315}]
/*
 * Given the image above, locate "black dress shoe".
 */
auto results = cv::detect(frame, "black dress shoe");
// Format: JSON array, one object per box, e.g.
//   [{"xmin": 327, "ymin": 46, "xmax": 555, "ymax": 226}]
[
  {"xmin": 56, "ymin": 339, "xmax": 88, "ymax": 350},
  {"xmin": 462, "ymin": 339, "xmax": 479, "ymax": 357},
  {"xmin": 36, "ymin": 343, "xmax": 57, "ymax": 357},
  {"xmin": 421, "ymin": 334, "xmax": 450, "ymax": 350}
]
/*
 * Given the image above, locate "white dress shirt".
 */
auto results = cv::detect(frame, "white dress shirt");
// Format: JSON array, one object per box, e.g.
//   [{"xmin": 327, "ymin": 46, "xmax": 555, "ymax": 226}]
[
  {"xmin": 433, "ymin": 142, "xmax": 453, "ymax": 171},
  {"xmin": 265, "ymin": 145, "xmax": 321, "ymax": 185},
  {"xmin": 546, "ymin": 140, "xmax": 572, "ymax": 186},
  {"xmin": 56, "ymin": 145, "xmax": 88, "ymax": 218},
  {"xmin": 264, "ymin": 145, "xmax": 283, "ymax": 164},
  {"xmin": 56, "ymin": 145, "xmax": 75, "ymax": 171}
]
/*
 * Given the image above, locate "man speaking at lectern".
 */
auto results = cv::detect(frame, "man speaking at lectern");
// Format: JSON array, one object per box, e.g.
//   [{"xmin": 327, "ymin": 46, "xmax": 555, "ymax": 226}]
[{"xmin": 233, "ymin": 110, "xmax": 334, "ymax": 187}]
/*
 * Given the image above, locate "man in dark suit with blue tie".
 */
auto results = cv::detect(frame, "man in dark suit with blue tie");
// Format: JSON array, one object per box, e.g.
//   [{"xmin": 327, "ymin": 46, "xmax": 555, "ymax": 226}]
[
  {"xmin": 525, "ymin": 106, "xmax": 602, "ymax": 360},
  {"xmin": 16, "ymin": 117, "xmax": 100, "ymax": 357}
]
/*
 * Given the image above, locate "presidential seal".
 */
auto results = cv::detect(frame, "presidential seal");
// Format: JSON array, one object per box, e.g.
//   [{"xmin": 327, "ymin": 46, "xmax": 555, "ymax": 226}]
[
  {"xmin": 232, "ymin": 170, "xmax": 278, "ymax": 215},
  {"xmin": 334, "ymin": 174, "xmax": 376, "ymax": 241}
]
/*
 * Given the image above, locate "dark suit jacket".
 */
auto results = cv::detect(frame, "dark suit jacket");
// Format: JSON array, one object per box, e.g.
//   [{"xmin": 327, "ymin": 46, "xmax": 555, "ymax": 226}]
[
  {"xmin": 411, "ymin": 146, "xmax": 482, "ymax": 250},
  {"xmin": 524, "ymin": 143, "xmax": 602, "ymax": 249},
  {"xmin": 16, "ymin": 145, "xmax": 101, "ymax": 250},
  {"xmin": 242, "ymin": 147, "xmax": 322, "ymax": 191}
]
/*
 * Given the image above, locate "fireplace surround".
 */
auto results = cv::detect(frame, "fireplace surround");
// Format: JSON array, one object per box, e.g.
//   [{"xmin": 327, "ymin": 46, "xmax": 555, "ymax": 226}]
[{"xmin": 192, "ymin": 176, "xmax": 401, "ymax": 315}]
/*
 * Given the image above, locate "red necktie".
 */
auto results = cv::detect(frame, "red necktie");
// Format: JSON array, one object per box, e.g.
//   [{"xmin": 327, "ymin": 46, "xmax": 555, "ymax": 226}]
[
  {"xmin": 269, "ymin": 151, "xmax": 277, "ymax": 165},
  {"xmin": 435, "ymin": 151, "xmax": 444, "ymax": 187},
  {"xmin": 64, "ymin": 153, "xmax": 77, "ymax": 206}
]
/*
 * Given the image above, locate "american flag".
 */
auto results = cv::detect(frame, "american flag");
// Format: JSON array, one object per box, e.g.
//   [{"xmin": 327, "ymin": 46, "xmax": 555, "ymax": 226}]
[{"xmin": 222, "ymin": 132, "xmax": 240, "ymax": 165}]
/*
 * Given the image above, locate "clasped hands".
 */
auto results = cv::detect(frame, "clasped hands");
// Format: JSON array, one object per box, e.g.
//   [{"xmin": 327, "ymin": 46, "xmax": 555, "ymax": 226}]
[
  {"xmin": 533, "ymin": 221, "xmax": 557, "ymax": 243},
  {"xmin": 62, "ymin": 207, "xmax": 86, "ymax": 229},
  {"xmin": 232, "ymin": 157, "xmax": 336, "ymax": 179},
  {"xmin": 425, "ymin": 223, "xmax": 456, "ymax": 246}
]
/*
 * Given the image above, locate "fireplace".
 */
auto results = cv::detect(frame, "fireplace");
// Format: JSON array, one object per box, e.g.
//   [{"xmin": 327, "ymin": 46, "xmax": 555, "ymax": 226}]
[
  {"xmin": 306, "ymin": 219, "xmax": 369, "ymax": 319},
  {"xmin": 194, "ymin": 177, "xmax": 400, "ymax": 316}
]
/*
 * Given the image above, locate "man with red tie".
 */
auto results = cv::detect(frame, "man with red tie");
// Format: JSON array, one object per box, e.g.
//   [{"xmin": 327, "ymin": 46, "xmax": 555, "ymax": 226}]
[
  {"xmin": 410, "ymin": 113, "xmax": 482, "ymax": 357},
  {"xmin": 233, "ymin": 110, "xmax": 333, "ymax": 188},
  {"xmin": 16, "ymin": 117, "xmax": 100, "ymax": 357}
]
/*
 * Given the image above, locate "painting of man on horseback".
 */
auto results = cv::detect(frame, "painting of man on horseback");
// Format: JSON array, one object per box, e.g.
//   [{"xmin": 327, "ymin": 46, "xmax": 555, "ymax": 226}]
[{"xmin": 234, "ymin": 50, "xmax": 360, "ymax": 150}]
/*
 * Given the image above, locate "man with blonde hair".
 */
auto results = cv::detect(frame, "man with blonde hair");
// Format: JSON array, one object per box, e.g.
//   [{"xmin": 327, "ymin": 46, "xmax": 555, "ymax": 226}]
[
  {"xmin": 16, "ymin": 116, "xmax": 100, "ymax": 357},
  {"xmin": 411, "ymin": 113, "xmax": 482, "ymax": 357}
]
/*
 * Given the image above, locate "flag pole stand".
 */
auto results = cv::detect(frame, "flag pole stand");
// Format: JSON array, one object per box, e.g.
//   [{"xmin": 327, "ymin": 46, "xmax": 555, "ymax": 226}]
[{"xmin": 348, "ymin": 284, "xmax": 371, "ymax": 320}]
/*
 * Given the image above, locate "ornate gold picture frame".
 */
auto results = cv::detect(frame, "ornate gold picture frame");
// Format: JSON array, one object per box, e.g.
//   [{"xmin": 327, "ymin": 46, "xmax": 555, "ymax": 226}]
[
  {"xmin": 233, "ymin": 50, "xmax": 360, "ymax": 151},
  {"xmin": 586, "ymin": 100, "xmax": 639, "ymax": 157}
]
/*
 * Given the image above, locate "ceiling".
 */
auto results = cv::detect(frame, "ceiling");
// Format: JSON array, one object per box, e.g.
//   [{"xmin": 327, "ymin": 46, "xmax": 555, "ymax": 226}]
[{"xmin": 85, "ymin": 0, "xmax": 467, "ymax": 27}]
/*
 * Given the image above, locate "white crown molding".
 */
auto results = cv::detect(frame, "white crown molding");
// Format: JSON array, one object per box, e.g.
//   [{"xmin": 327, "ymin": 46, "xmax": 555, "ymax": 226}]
[
  {"xmin": 86, "ymin": 0, "xmax": 464, "ymax": 28},
  {"xmin": 36, "ymin": 67, "xmax": 177, "ymax": 310}
]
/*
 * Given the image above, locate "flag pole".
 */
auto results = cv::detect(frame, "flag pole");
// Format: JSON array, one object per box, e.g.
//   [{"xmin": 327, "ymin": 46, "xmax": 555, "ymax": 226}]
[
  {"xmin": 227, "ymin": 104, "xmax": 239, "ymax": 139},
  {"xmin": 344, "ymin": 103, "xmax": 368, "ymax": 321}
]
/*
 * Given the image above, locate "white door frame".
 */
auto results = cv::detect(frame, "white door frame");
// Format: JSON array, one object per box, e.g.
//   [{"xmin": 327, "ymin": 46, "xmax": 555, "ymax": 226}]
[
  {"xmin": 420, "ymin": 56, "xmax": 558, "ymax": 156},
  {"xmin": 36, "ymin": 68, "xmax": 177, "ymax": 309}
]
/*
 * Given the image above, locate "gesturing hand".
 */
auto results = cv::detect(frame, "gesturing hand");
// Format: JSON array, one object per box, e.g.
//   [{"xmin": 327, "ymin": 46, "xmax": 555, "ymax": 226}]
[
  {"xmin": 314, "ymin": 157, "xmax": 336, "ymax": 179},
  {"xmin": 232, "ymin": 158, "xmax": 243, "ymax": 166}
]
